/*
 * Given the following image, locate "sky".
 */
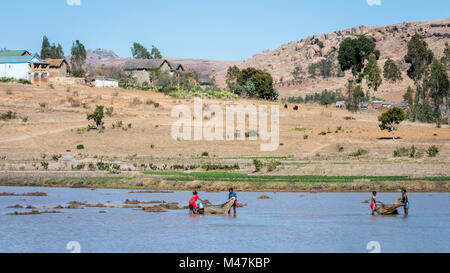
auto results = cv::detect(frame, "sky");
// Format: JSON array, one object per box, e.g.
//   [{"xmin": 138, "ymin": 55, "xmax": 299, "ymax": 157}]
[{"xmin": 1, "ymin": 0, "xmax": 449, "ymax": 60}]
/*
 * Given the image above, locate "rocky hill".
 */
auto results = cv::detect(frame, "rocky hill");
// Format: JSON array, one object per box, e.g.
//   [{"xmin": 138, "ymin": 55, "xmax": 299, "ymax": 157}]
[{"xmin": 216, "ymin": 17, "xmax": 450, "ymax": 100}]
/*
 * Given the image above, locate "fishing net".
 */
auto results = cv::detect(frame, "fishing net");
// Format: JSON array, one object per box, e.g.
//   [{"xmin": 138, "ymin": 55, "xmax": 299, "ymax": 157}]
[
  {"xmin": 203, "ymin": 197, "xmax": 236, "ymax": 215},
  {"xmin": 376, "ymin": 198, "xmax": 404, "ymax": 215}
]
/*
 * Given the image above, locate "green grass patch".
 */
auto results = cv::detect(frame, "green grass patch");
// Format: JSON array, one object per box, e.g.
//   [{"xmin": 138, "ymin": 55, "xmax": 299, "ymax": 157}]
[
  {"xmin": 142, "ymin": 171, "xmax": 450, "ymax": 183},
  {"xmin": 65, "ymin": 177, "xmax": 132, "ymax": 181}
]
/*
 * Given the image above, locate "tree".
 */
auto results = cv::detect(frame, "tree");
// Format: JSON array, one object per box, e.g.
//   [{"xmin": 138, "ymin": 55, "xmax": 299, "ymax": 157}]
[
  {"xmin": 87, "ymin": 105, "xmax": 105, "ymax": 128},
  {"xmin": 226, "ymin": 65, "xmax": 241, "ymax": 92},
  {"xmin": 317, "ymin": 58, "xmax": 334, "ymax": 79},
  {"xmin": 131, "ymin": 42, "xmax": 151, "ymax": 59},
  {"xmin": 440, "ymin": 42, "xmax": 450, "ymax": 70},
  {"xmin": 378, "ymin": 107, "xmax": 406, "ymax": 140},
  {"xmin": 41, "ymin": 36, "xmax": 64, "ymax": 59},
  {"xmin": 235, "ymin": 81, "xmax": 256, "ymax": 97},
  {"xmin": 404, "ymin": 34, "xmax": 434, "ymax": 85},
  {"xmin": 50, "ymin": 43, "xmax": 64, "ymax": 59},
  {"xmin": 40, "ymin": 36, "xmax": 52, "ymax": 59},
  {"xmin": 403, "ymin": 86, "xmax": 414, "ymax": 105},
  {"xmin": 238, "ymin": 67, "xmax": 277, "ymax": 100},
  {"xmin": 364, "ymin": 53, "xmax": 382, "ymax": 97},
  {"xmin": 345, "ymin": 78, "xmax": 364, "ymax": 119},
  {"xmin": 70, "ymin": 40, "xmax": 87, "ymax": 77},
  {"xmin": 338, "ymin": 35, "xmax": 380, "ymax": 76},
  {"xmin": 383, "ymin": 58, "xmax": 402, "ymax": 83},
  {"xmin": 426, "ymin": 59, "xmax": 449, "ymax": 126},
  {"xmin": 150, "ymin": 46, "xmax": 162, "ymax": 59}
]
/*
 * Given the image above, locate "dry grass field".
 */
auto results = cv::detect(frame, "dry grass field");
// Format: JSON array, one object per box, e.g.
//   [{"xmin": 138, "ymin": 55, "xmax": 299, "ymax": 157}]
[{"xmin": 0, "ymin": 80, "xmax": 449, "ymax": 191}]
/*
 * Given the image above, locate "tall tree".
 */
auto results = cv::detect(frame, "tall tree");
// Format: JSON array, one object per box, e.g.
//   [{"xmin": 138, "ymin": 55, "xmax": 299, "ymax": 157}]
[
  {"xmin": 364, "ymin": 53, "xmax": 382, "ymax": 97},
  {"xmin": 383, "ymin": 58, "xmax": 402, "ymax": 83},
  {"xmin": 403, "ymin": 86, "xmax": 414, "ymax": 105},
  {"xmin": 426, "ymin": 59, "xmax": 449, "ymax": 126},
  {"xmin": 338, "ymin": 35, "xmax": 380, "ymax": 77},
  {"xmin": 40, "ymin": 36, "xmax": 52, "ymax": 59},
  {"xmin": 70, "ymin": 40, "xmax": 87, "ymax": 77},
  {"xmin": 50, "ymin": 43, "xmax": 64, "ymax": 59},
  {"xmin": 151, "ymin": 46, "xmax": 162, "ymax": 59},
  {"xmin": 225, "ymin": 65, "xmax": 241, "ymax": 92},
  {"xmin": 131, "ymin": 42, "xmax": 151, "ymax": 59},
  {"xmin": 440, "ymin": 42, "xmax": 450, "ymax": 70},
  {"xmin": 404, "ymin": 34, "xmax": 434, "ymax": 85},
  {"xmin": 345, "ymin": 78, "xmax": 364, "ymax": 119}
]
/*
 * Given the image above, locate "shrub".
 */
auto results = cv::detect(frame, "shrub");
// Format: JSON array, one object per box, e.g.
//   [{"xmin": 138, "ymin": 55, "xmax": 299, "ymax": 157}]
[
  {"xmin": 105, "ymin": 107, "xmax": 114, "ymax": 117},
  {"xmin": 253, "ymin": 159, "xmax": 263, "ymax": 172},
  {"xmin": 426, "ymin": 146, "xmax": 439, "ymax": 157},
  {"xmin": 267, "ymin": 160, "xmax": 281, "ymax": 172},
  {"xmin": 51, "ymin": 154, "xmax": 62, "ymax": 161},
  {"xmin": 0, "ymin": 111, "xmax": 17, "ymax": 121},
  {"xmin": 201, "ymin": 152, "xmax": 209, "ymax": 157},
  {"xmin": 350, "ymin": 149, "xmax": 368, "ymax": 157},
  {"xmin": 76, "ymin": 144, "xmax": 85, "ymax": 150},
  {"xmin": 393, "ymin": 147, "xmax": 410, "ymax": 157},
  {"xmin": 303, "ymin": 135, "xmax": 309, "ymax": 139},
  {"xmin": 40, "ymin": 161, "xmax": 49, "ymax": 170}
]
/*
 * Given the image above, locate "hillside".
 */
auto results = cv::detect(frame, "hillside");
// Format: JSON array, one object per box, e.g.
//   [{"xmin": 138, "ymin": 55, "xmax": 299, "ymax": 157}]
[
  {"xmin": 66, "ymin": 49, "xmax": 241, "ymax": 77},
  {"xmin": 216, "ymin": 17, "xmax": 450, "ymax": 100}
]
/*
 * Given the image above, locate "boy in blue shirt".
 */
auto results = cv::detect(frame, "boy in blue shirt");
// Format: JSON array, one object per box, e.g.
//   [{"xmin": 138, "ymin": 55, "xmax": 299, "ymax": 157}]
[{"xmin": 227, "ymin": 188, "xmax": 237, "ymax": 215}]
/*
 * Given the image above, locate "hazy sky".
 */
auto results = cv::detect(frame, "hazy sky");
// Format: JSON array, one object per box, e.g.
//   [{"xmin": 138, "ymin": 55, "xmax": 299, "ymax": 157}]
[{"xmin": 1, "ymin": 0, "xmax": 449, "ymax": 60}]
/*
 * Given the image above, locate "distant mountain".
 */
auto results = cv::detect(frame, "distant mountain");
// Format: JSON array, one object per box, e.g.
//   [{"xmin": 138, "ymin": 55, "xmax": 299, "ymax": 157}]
[{"xmin": 66, "ymin": 49, "xmax": 241, "ymax": 77}]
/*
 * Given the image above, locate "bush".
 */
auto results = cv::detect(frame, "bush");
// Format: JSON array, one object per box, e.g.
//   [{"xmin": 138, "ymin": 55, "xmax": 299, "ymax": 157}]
[
  {"xmin": 426, "ymin": 145, "xmax": 439, "ymax": 157},
  {"xmin": 253, "ymin": 159, "xmax": 263, "ymax": 172},
  {"xmin": 0, "ymin": 111, "xmax": 17, "ymax": 121},
  {"xmin": 350, "ymin": 149, "xmax": 368, "ymax": 157},
  {"xmin": 0, "ymin": 77, "xmax": 31, "ymax": 84},
  {"xmin": 105, "ymin": 107, "xmax": 114, "ymax": 117},
  {"xmin": 76, "ymin": 144, "xmax": 84, "ymax": 150},
  {"xmin": 40, "ymin": 161, "xmax": 49, "ymax": 170},
  {"xmin": 201, "ymin": 152, "xmax": 209, "ymax": 157},
  {"xmin": 266, "ymin": 160, "xmax": 281, "ymax": 172}
]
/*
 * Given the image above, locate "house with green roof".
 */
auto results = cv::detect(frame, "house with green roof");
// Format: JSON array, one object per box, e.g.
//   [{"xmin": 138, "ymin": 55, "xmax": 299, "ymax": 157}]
[
  {"xmin": 0, "ymin": 50, "xmax": 31, "ymax": 57},
  {"xmin": 0, "ymin": 54, "xmax": 49, "ymax": 84}
]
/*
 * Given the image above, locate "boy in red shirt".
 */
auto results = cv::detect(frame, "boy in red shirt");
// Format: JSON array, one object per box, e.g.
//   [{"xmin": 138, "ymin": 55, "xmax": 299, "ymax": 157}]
[{"xmin": 189, "ymin": 190, "xmax": 204, "ymax": 215}]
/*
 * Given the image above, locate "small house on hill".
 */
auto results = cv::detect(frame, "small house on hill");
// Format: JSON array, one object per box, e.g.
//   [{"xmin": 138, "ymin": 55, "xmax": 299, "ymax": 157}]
[
  {"xmin": 0, "ymin": 54, "xmax": 49, "ymax": 84},
  {"xmin": 123, "ymin": 59, "xmax": 172, "ymax": 86},
  {"xmin": 0, "ymin": 50, "xmax": 31, "ymax": 56},
  {"xmin": 198, "ymin": 74, "xmax": 212, "ymax": 90},
  {"xmin": 44, "ymin": 58, "xmax": 68, "ymax": 77}
]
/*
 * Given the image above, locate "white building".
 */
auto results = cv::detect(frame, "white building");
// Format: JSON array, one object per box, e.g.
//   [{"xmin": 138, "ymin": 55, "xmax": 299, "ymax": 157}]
[
  {"xmin": 95, "ymin": 79, "xmax": 119, "ymax": 88},
  {"xmin": 0, "ymin": 54, "xmax": 49, "ymax": 83}
]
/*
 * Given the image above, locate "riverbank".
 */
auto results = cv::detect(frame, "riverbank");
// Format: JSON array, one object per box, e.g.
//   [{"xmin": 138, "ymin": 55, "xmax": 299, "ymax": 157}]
[{"xmin": 0, "ymin": 172, "xmax": 448, "ymax": 192}]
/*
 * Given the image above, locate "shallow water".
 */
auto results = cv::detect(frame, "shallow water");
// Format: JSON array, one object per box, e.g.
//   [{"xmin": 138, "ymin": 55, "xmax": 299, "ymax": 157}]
[{"xmin": 0, "ymin": 186, "xmax": 448, "ymax": 253}]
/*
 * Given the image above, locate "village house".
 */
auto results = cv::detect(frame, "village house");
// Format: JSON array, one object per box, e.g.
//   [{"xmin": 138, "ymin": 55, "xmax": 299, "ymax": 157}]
[
  {"xmin": 198, "ymin": 74, "xmax": 212, "ymax": 90},
  {"xmin": 0, "ymin": 50, "xmax": 31, "ymax": 56},
  {"xmin": 367, "ymin": 100, "xmax": 384, "ymax": 110},
  {"xmin": 44, "ymin": 58, "xmax": 68, "ymax": 77},
  {"xmin": 123, "ymin": 59, "xmax": 172, "ymax": 86},
  {"xmin": 0, "ymin": 54, "xmax": 49, "ymax": 84}
]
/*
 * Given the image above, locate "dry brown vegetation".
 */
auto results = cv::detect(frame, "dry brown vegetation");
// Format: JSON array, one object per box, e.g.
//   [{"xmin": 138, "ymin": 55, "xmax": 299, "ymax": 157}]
[{"xmin": 0, "ymin": 81, "xmax": 448, "ymax": 191}]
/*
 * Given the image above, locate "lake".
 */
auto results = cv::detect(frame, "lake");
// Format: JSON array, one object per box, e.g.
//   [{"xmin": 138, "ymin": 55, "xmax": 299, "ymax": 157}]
[{"xmin": 0, "ymin": 186, "xmax": 448, "ymax": 253}]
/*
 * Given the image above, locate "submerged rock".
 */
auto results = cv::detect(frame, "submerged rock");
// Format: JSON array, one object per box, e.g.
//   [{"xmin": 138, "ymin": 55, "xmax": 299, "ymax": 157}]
[{"xmin": 258, "ymin": 195, "xmax": 271, "ymax": 199}]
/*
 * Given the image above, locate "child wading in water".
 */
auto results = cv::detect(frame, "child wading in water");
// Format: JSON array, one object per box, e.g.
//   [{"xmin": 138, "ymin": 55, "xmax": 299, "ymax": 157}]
[
  {"xmin": 370, "ymin": 191, "xmax": 381, "ymax": 215},
  {"xmin": 401, "ymin": 189, "xmax": 409, "ymax": 215},
  {"xmin": 227, "ymin": 188, "xmax": 237, "ymax": 215},
  {"xmin": 189, "ymin": 190, "xmax": 204, "ymax": 215}
]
